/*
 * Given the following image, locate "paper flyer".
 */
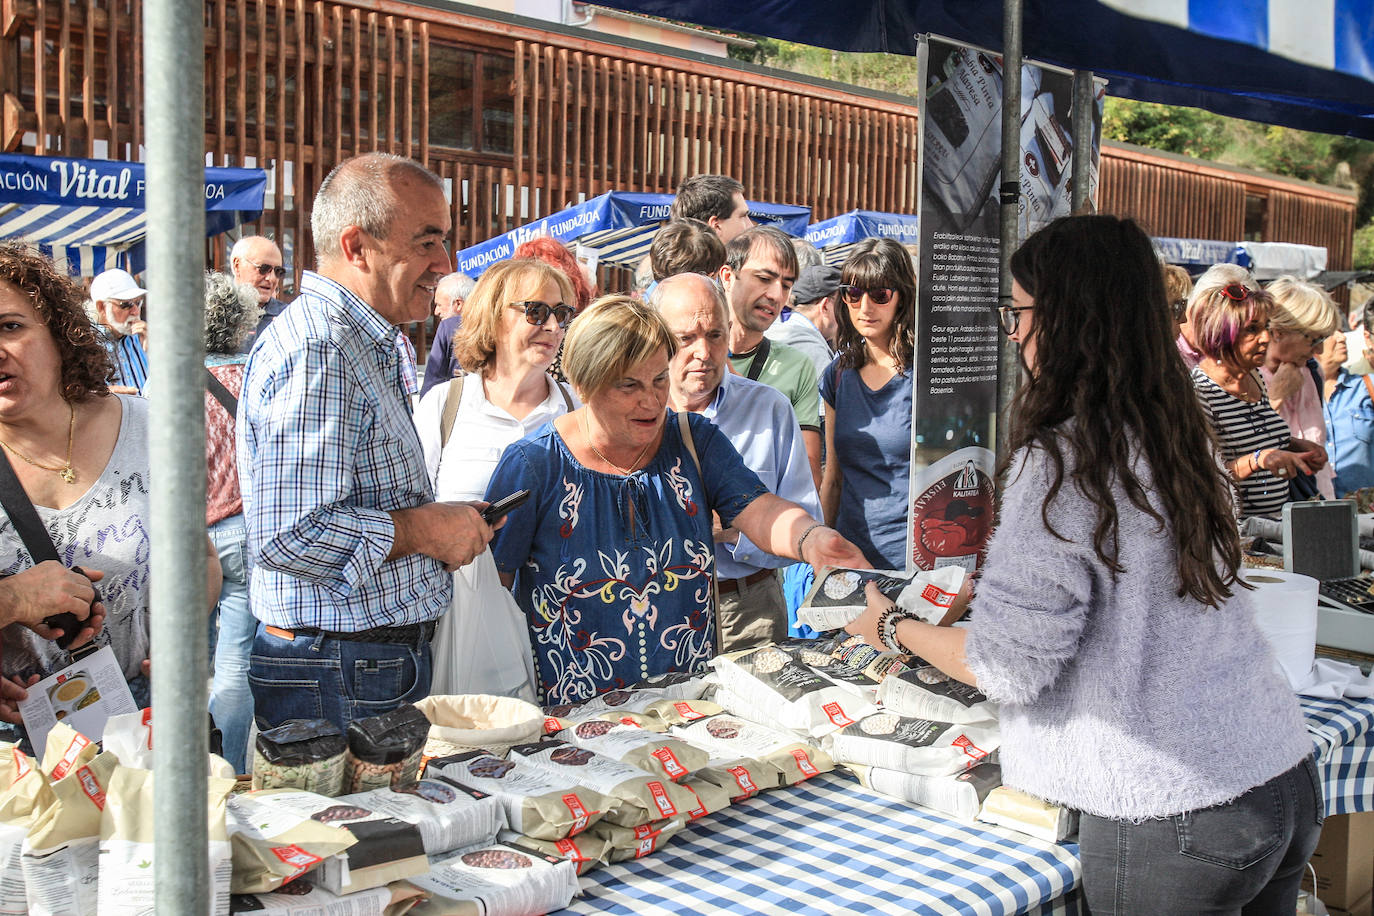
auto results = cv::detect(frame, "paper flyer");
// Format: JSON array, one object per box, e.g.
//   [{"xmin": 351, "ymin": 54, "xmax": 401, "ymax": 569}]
[{"xmin": 18, "ymin": 645, "xmax": 138, "ymax": 752}]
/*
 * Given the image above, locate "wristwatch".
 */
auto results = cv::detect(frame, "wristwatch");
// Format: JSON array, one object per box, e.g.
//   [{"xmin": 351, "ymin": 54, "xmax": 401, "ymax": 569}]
[{"xmin": 878, "ymin": 605, "xmax": 916, "ymax": 654}]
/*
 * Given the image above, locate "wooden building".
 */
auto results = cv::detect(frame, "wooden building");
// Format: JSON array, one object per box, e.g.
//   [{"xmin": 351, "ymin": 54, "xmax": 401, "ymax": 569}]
[{"xmin": 0, "ymin": 0, "xmax": 1357, "ymax": 286}]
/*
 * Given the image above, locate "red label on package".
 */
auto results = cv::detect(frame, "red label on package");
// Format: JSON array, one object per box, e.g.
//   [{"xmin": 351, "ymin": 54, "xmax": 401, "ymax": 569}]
[
  {"xmin": 13, "ymin": 749, "xmax": 31, "ymax": 780},
  {"xmin": 673, "ymin": 701, "xmax": 705, "ymax": 721},
  {"xmin": 50, "ymin": 733, "xmax": 91, "ymax": 781},
  {"xmin": 554, "ymin": 838, "xmax": 584, "ymax": 858},
  {"xmin": 635, "ymin": 837, "xmax": 656, "ymax": 858},
  {"xmin": 647, "ymin": 781, "xmax": 677, "ymax": 817},
  {"xmin": 142, "ymin": 708, "xmax": 154, "ymax": 749},
  {"xmin": 562, "ymin": 793, "xmax": 591, "ymax": 833},
  {"xmin": 952, "ymin": 734, "xmax": 988, "ymax": 761},
  {"xmin": 76, "ymin": 766, "xmax": 105, "ymax": 810},
  {"xmin": 727, "ymin": 765, "xmax": 758, "ymax": 797},
  {"xmin": 822, "ymin": 702, "xmax": 853, "ymax": 728},
  {"xmin": 682, "ymin": 785, "xmax": 707, "ymax": 819},
  {"xmin": 619, "ymin": 717, "xmax": 639, "ymax": 727},
  {"xmin": 543, "ymin": 717, "xmax": 562, "ymax": 734},
  {"xmin": 921, "ymin": 583, "xmax": 957, "ymax": 607},
  {"xmin": 791, "ymin": 749, "xmax": 819, "ymax": 778},
  {"xmin": 650, "ymin": 747, "xmax": 687, "ymax": 779},
  {"xmin": 271, "ymin": 845, "xmax": 323, "ymax": 882},
  {"xmin": 632, "ymin": 824, "xmax": 657, "ymax": 840}
]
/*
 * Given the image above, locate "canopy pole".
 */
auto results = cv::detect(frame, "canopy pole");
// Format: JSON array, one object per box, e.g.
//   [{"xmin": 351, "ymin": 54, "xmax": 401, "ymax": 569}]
[
  {"xmin": 996, "ymin": 0, "xmax": 1024, "ymax": 461},
  {"xmin": 145, "ymin": 0, "xmax": 209, "ymax": 912},
  {"xmin": 1071, "ymin": 71, "xmax": 1096, "ymax": 213}
]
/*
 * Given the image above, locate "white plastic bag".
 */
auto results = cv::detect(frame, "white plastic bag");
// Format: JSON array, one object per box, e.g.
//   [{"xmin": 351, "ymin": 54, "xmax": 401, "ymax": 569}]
[{"xmin": 431, "ymin": 549, "xmax": 537, "ymax": 703}]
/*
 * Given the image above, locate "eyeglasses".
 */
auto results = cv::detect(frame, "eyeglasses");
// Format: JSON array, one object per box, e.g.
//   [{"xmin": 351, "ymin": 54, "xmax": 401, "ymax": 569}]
[
  {"xmin": 247, "ymin": 259, "xmax": 287, "ymax": 280},
  {"xmin": 510, "ymin": 300, "xmax": 576, "ymax": 328},
  {"xmin": 110, "ymin": 298, "xmax": 144, "ymax": 312},
  {"xmin": 996, "ymin": 305, "xmax": 1033, "ymax": 335},
  {"xmin": 839, "ymin": 285, "xmax": 895, "ymax": 306},
  {"xmin": 1301, "ymin": 330, "xmax": 1329, "ymax": 348},
  {"xmin": 1172, "ymin": 299, "xmax": 1188, "ymax": 322},
  {"xmin": 1217, "ymin": 283, "xmax": 1257, "ymax": 303}
]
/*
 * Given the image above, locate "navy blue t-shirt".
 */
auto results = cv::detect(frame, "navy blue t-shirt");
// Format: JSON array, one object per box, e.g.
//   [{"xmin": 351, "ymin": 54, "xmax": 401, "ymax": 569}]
[{"xmin": 820, "ymin": 358, "xmax": 913, "ymax": 570}]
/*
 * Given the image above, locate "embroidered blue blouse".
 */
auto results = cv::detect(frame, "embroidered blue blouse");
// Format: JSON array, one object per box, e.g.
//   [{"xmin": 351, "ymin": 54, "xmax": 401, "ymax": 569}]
[{"xmin": 488, "ymin": 411, "xmax": 769, "ymax": 705}]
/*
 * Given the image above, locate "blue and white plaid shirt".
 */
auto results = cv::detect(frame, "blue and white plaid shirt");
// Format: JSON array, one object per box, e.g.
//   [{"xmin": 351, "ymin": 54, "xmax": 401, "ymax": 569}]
[{"xmin": 237, "ymin": 271, "xmax": 451, "ymax": 631}]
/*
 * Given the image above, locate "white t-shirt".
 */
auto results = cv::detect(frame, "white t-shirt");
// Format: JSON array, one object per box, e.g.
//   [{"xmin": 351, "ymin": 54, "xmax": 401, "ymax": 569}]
[{"xmin": 415, "ymin": 373, "xmax": 578, "ymax": 502}]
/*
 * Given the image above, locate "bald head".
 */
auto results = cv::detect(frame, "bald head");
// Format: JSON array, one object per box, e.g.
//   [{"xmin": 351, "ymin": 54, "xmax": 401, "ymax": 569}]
[
  {"xmin": 230, "ymin": 235, "xmax": 284, "ymax": 304},
  {"xmin": 650, "ymin": 272, "xmax": 729, "ymax": 326},
  {"xmin": 651, "ymin": 273, "xmax": 731, "ymax": 410},
  {"xmin": 310, "ymin": 153, "xmax": 444, "ymax": 267}
]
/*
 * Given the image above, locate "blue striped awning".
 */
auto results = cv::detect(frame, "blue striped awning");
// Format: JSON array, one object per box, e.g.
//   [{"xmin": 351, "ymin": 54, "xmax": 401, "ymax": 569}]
[
  {"xmin": 0, "ymin": 154, "xmax": 267, "ymax": 275},
  {"xmin": 805, "ymin": 209, "xmax": 921, "ymax": 266},
  {"xmin": 456, "ymin": 190, "xmax": 811, "ymax": 277}
]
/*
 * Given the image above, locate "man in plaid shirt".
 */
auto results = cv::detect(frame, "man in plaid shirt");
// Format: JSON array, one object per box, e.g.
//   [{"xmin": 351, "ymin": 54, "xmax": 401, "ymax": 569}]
[{"xmin": 238, "ymin": 153, "xmax": 492, "ymax": 732}]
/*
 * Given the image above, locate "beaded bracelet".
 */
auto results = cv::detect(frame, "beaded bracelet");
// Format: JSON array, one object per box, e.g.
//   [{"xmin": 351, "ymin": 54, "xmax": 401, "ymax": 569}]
[
  {"xmin": 795, "ymin": 522, "xmax": 824, "ymax": 560},
  {"xmin": 878, "ymin": 605, "xmax": 916, "ymax": 653}
]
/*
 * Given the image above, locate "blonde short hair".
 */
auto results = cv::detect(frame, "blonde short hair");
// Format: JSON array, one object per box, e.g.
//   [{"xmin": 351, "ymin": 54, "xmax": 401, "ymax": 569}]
[
  {"xmin": 453, "ymin": 258, "xmax": 574, "ymax": 375},
  {"xmin": 562, "ymin": 295, "xmax": 677, "ymax": 399},
  {"xmin": 1162, "ymin": 264, "xmax": 1193, "ymax": 311},
  {"xmin": 1266, "ymin": 275, "xmax": 1339, "ymax": 338}
]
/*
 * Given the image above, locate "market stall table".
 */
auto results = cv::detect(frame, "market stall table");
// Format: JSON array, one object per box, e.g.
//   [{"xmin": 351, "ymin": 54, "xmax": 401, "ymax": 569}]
[
  {"xmin": 1303, "ymin": 695, "xmax": 1374, "ymax": 816},
  {"xmin": 555, "ymin": 771, "xmax": 1081, "ymax": 916}
]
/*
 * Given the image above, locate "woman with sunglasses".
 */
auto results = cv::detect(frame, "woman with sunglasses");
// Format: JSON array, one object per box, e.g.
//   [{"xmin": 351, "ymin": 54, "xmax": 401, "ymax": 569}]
[
  {"xmin": 1190, "ymin": 276, "xmax": 1328, "ymax": 518},
  {"xmin": 414, "ymin": 258, "xmax": 579, "ymax": 502},
  {"xmin": 1257, "ymin": 277, "xmax": 1341, "ymax": 499},
  {"xmin": 846, "ymin": 216, "xmax": 1318, "ymax": 915},
  {"xmin": 819, "ymin": 238, "xmax": 916, "ymax": 569}
]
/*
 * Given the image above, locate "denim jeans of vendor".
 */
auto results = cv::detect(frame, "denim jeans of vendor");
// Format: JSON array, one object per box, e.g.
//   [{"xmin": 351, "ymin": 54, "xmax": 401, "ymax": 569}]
[
  {"xmin": 1079, "ymin": 755, "xmax": 1324, "ymax": 916},
  {"xmin": 248, "ymin": 623, "xmax": 433, "ymax": 733},
  {"xmin": 208, "ymin": 513, "xmax": 254, "ymax": 774}
]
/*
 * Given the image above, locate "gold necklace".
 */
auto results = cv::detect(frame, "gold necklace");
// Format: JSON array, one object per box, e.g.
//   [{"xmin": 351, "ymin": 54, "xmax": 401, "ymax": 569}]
[
  {"xmin": 582, "ymin": 411, "xmax": 652, "ymax": 476},
  {"xmin": 0, "ymin": 403, "xmax": 77, "ymax": 484}
]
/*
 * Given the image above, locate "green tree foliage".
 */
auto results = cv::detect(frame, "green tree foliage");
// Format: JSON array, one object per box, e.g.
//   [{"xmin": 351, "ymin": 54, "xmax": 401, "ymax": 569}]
[{"xmin": 1102, "ymin": 98, "xmax": 1229, "ymax": 159}]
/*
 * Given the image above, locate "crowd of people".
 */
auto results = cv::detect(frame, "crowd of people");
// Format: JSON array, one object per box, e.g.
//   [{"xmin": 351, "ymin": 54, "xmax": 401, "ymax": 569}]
[{"xmin": 0, "ymin": 150, "xmax": 1361, "ymax": 911}]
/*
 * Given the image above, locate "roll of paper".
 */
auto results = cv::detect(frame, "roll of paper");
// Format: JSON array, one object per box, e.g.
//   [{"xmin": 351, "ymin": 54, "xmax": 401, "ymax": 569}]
[{"xmin": 1242, "ymin": 570, "xmax": 1319, "ymax": 689}]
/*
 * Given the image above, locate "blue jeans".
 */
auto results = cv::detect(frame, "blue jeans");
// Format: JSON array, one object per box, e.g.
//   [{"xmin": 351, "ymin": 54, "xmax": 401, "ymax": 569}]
[
  {"xmin": 1079, "ymin": 755, "xmax": 1324, "ymax": 915},
  {"xmin": 208, "ymin": 514, "xmax": 254, "ymax": 773},
  {"xmin": 248, "ymin": 623, "xmax": 433, "ymax": 734}
]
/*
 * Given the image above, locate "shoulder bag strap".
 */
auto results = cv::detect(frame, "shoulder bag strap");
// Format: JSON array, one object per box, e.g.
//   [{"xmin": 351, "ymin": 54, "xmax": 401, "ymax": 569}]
[
  {"xmin": 556, "ymin": 380, "xmax": 574, "ymax": 412},
  {"xmin": 439, "ymin": 373, "xmax": 466, "ymax": 448},
  {"xmin": 0, "ymin": 451, "xmax": 60, "ymax": 564},
  {"xmin": 745, "ymin": 338, "xmax": 771, "ymax": 382},
  {"xmin": 204, "ymin": 368, "xmax": 238, "ymax": 418},
  {"xmin": 677, "ymin": 411, "xmax": 721, "ymax": 656}
]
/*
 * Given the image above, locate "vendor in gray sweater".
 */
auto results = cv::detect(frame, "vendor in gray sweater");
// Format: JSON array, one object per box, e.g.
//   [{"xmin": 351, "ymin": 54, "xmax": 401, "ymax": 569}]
[{"xmin": 849, "ymin": 215, "xmax": 1318, "ymax": 915}]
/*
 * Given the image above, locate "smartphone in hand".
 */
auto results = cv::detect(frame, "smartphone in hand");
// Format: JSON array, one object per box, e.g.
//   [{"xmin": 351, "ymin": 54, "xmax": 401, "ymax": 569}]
[{"xmin": 482, "ymin": 490, "xmax": 531, "ymax": 525}]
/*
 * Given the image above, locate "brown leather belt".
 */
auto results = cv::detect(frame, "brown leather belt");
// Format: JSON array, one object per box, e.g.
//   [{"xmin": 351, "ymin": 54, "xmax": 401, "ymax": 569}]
[{"xmin": 717, "ymin": 568, "xmax": 773, "ymax": 596}]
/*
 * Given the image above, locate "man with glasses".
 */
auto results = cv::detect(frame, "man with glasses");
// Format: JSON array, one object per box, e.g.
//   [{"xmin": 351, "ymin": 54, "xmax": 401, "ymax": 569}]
[
  {"xmin": 720, "ymin": 227, "xmax": 822, "ymax": 487},
  {"xmin": 90, "ymin": 268, "xmax": 149, "ymax": 395},
  {"xmin": 230, "ymin": 236, "xmax": 288, "ymax": 351}
]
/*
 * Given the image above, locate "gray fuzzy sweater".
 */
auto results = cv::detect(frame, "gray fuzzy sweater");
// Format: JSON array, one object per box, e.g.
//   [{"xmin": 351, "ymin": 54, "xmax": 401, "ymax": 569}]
[{"xmin": 963, "ymin": 442, "xmax": 1311, "ymax": 820}]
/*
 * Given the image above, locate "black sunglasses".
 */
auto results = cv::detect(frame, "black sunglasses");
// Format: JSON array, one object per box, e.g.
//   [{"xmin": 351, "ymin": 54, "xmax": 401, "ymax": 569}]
[
  {"xmin": 510, "ymin": 300, "xmax": 576, "ymax": 328},
  {"xmin": 996, "ymin": 305, "xmax": 1033, "ymax": 335},
  {"xmin": 838, "ymin": 284, "xmax": 895, "ymax": 306},
  {"xmin": 248, "ymin": 259, "xmax": 287, "ymax": 279}
]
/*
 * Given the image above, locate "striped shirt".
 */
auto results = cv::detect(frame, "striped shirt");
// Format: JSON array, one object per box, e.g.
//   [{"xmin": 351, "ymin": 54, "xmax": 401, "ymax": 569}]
[
  {"xmin": 1191, "ymin": 366, "xmax": 1291, "ymax": 519},
  {"xmin": 237, "ymin": 271, "xmax": 451, "ymax": 631},
  {"xmin": 101, "ymin": 329, "xmax": 150, "ymax": 394}
]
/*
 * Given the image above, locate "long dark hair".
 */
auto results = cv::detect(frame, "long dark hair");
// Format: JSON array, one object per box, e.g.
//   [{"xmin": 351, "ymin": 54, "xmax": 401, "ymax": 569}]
[
  {"xmin": 1006, "ymin": 215, "xmax": 1241, "ymax": 606},
  {"xmin": 833, "ymin": 238, "xmax": 916, "ymax": 371}
]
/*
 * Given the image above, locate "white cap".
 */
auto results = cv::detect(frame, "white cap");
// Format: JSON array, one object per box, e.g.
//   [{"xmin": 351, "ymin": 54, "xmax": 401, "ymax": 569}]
[{"xmin": 90, "ymin": 269, "xmax": 146, "ymax": 302}]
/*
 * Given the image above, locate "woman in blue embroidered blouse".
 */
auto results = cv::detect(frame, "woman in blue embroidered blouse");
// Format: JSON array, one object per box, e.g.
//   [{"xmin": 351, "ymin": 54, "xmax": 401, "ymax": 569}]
[{"xmin": 489, "ymin": 296, "xmax": 869, "ymax": 704}]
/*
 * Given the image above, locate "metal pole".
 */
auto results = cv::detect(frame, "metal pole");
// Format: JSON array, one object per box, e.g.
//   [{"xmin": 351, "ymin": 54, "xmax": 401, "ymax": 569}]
[
  {"xmin": 144, "ymin": 1, "xmax": 208, "ymax": 912},
  {"xmin": 996, "ymin": 0, "xmax": 1024, "ymax": 460},
  {"xmin": 1071, "ymin": 70, "xmax": 1095, "ymax": 212}
]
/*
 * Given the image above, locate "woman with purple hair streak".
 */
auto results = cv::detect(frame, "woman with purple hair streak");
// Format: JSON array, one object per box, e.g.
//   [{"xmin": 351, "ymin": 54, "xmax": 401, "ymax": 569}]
[{"xmin": 1189, "ymin": 275, "xmax": 1328, "ymax": 518}]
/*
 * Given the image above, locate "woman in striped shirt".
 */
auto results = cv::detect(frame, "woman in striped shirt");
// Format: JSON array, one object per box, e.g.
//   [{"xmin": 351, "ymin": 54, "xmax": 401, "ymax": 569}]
[{"xmin": 1190, "ymin": 279, "xmax": 1328, "ymax": 518}]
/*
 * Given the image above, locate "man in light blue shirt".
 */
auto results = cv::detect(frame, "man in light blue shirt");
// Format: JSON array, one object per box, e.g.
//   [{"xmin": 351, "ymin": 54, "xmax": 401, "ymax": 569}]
[
  {"xmin": 238, "ymin": 152, "xmax": 493, "ymax": 732},
  {"xmin": 90, "ymin": 268, "xmax": 150, "ymax": 395},
  {"xmin": 652, "ymin": 272, "xmax": 821, "ymax": 650}
]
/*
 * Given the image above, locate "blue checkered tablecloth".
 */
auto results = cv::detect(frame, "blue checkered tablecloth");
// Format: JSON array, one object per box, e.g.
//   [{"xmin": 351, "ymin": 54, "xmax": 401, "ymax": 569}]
[
  {"xmin": 556, "ymin": 771, "xmax": 1081, "ymax": 916},
  {"xmin": 1302, "ymin": 695, "xmax": 1374, "ymax": 816}
]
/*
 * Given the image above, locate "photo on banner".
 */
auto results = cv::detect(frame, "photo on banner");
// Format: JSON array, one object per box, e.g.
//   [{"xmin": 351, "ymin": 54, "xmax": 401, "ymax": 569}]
[{"xmin": 907, "ymin": 36, "xmax": 1104, "ymax": 574}]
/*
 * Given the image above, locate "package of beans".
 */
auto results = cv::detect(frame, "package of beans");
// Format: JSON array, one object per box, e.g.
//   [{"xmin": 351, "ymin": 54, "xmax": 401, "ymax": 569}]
[
  {"xmin": 251, "ymin": 719, "xmax": 348, "ymax": 797},
  {"xmin": 498, "ymin": 828, "xmax": 611, "ymax": 876},
  {"xmin": 336, "ymin": 778, "xmax": 507, "ymax": 857},
  {"xmin": 344, "ymin": 704, "xmax": 431, "ymax": 793},
  {"xmin": 586, "ymin": 817, "xmax": 685, "ymax": 863},
  {"xmin": 670, "ymin": 713, "xmax": 832, "ymax": 787},
  {"xmin": 677, "ymin": 776, "xmax": 732, "ymax": 819},
  {"xmin": 875, "ymin": 662, "xmax": 999, "ymax": 725},
  {"xmin": 403, "ymin": 842, "xmax": 579, "ymax": 916},
  {"xmin": 711, "ymin": 646, "xmax": 877, "ymax": 737},
  {"xmin": 427, "ymin": 751, "xmax": 612, "ymax": 841},
  {"xmin": 827, "ymin": 713, "xmax": 999, "ymax": 777},
  {"xmin": 508, "ymin": 740, "xmax": 702, "ymax": 827},
  {"xmin": 554, "ymin": 718, "xmax": 708, "ymax": 783}
]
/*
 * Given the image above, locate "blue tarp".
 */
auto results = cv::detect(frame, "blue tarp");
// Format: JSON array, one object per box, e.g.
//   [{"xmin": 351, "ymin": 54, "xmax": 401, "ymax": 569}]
[
  {"xmin": 805, "ymin": 209, "xmax": 921, "ymax": 265},
  {"xmin": 1153, "ymin": 237, "xmax": 1245, "ymax": 268},
  {"xmin": 456, "ymin": 190, "xmax": 811, "ymax": 276},
  {"xmin": 591, "ymin": 0, "xmax": 1374, "ymax": 139},
  {"xmin": 0, "ymin": 154, "xmax": 267, "ymax": 275}
]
